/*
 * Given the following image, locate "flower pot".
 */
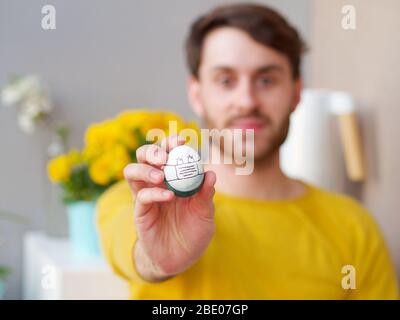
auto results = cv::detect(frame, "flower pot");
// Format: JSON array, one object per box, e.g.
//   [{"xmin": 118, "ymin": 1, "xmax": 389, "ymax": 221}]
[
  {"xmin": 0, "ymin": 280, "xmax": 5, "ymax": 300},
  {"xmin": 66, "ymin": 201, "xmax": 100, "ymax": 257}
]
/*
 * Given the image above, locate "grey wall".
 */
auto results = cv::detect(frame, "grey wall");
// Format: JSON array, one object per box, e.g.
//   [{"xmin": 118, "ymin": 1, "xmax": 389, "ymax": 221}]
[
  {"xmin": 310, "ymin": 0, "xmax": 400, "ymax": 286},
  {"xmin": 0, "ymin": 0, "xmax": 311, "ymax": 298}
]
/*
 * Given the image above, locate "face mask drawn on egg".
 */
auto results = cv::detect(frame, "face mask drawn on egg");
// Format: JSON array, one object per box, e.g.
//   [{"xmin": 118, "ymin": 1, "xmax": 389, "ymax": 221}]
[{"xmin": 163, "ymin": 145, "xmax": 204, "ymax": 197}]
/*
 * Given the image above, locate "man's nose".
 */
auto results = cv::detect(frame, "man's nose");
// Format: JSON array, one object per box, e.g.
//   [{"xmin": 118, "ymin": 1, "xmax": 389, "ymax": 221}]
[{"xmin": 235, "ymin": 79, "xmax": 259, "ymax": 113}]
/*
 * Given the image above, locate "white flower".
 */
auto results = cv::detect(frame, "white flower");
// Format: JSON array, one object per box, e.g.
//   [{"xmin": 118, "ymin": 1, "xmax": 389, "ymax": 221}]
[
  {"xmin": 23, "ymin": 95, "xmax": 48, "ymax": 116},
  {"xmin": 15, "ymin": 75, "xmax": 41, "ymax": 98},
  {"xmin": 18, "ymin": 112, "xmax": 35, "ymax": 134},
  {"xmin": 1, "ymin": 75, "xmax": 41, "ymax": 107},
  {"xmin": 39, "ymin": 95, "xmax": 52, "ymax": 113},
  {"xmin": 23, "ymin": 100, "xmax": 41, "ymax": 118},
  {"xmin": 1, "ymin": 85, "xmax": 23, "ymax": 106},
  {"xmin": 1, "ymin": 74, "xmax": 54, "ymax": 134}
]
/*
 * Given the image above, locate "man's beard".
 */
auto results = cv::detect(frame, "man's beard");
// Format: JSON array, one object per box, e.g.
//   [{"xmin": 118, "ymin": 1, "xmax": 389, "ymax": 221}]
[
  {"xmin": 257, "ymin": 116, "xmax": 290, "ymax": 161},
  {"xmin": 202, "ymin": 109, "xmax": 291, "ymax": 163}
]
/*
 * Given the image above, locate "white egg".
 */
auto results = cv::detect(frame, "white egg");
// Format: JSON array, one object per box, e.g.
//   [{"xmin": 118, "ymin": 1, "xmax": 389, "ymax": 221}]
[{"xmin": 163, "ymin": 145, "xmax": 204, "ymax": 197}]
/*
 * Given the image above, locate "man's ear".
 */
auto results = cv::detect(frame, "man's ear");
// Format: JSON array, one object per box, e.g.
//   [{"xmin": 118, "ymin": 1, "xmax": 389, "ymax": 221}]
[
  {"xmin": 291, "ymin": 78, "xmax": 303, "ymax": 113},
  {"xmin": 187, "ymin": 76, "xmax": 204, "ymax": 118}
]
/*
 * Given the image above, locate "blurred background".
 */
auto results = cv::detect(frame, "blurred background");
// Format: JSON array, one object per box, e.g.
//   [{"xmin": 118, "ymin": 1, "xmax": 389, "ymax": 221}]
[{"xmin": 0, "ymin": 0, "xmax": 399, "ymax": 299}]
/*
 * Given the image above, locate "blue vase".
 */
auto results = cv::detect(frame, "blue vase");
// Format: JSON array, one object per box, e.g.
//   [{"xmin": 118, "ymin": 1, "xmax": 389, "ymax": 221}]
[
  {"xmin": 66, "ymin": 201, "xmax": 100, "ymax": 256},
  {"xmin": 0, "ymin": 280, "xmax": 5, "ymax": 300}
]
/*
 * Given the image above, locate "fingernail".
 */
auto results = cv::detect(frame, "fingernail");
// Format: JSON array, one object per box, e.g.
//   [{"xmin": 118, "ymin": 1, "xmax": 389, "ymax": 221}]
[
  {"xmin": 171, "ymin": 134, "xmax": 183, "ymax": 141},
  {"xmin": 163, "ymin": 190, "xmax": 172, "ymax": 197},
  {"xmin": 150, "ymin": 170, "xmax": 162, "ymax": 181},
  {"xmin": 153, "ymin": 148, "xmax": 165, "ymax": 164}
]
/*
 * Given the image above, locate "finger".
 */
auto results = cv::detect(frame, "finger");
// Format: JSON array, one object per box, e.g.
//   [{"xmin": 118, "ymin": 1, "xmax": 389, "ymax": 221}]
[
  {"xmin": 160, "ymin": 134, "xmax": 186, "ymax": 152},
  {"xmin": 136, "ymin": 144, "xmax": 168, "ymax": 166},
  {"xmin": 124, "ymin": 163, "xmax": 165, "ymax": 193},
  {"xmin": 135, "ymin": 187, "xmax": 175, "ymax": 218},
  {"xmin": 190, "ymin": 171, "xmax": 217, "ymax": 221},
  {"xmin": 198, "ymin": 170, "xmax": 217, "ymax": 200}
]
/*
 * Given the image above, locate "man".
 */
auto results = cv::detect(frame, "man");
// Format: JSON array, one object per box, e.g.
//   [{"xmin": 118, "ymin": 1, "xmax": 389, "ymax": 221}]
[{"xmin": 96, "ymin": 3, "xmax": 398, "ymax": 299}]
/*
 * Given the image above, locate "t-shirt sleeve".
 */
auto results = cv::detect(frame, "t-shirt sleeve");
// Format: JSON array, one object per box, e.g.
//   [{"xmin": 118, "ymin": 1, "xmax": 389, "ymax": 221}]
[
  {"xmin": 347, "ymin": 203, "xmax": 399, "ymax": 299},
  {"xmin": 96, "ymin": 180, "xmax": 145, "ymax": 283}
]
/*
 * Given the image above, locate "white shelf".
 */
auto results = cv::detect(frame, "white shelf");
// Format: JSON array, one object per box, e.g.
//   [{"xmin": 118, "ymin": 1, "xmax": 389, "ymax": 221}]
[{"xmin": 23, "ymin": 231, "xmax": 128, "ymax": 299}]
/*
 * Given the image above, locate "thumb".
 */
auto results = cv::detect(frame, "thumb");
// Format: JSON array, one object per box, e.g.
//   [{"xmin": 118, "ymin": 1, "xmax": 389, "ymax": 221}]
[
  {"xmin": 197, "ymin": 170, "xmax": 216, "ymax": 201},
  {"xmin": 189, "ymin": 170, "xmax": 216, "ymax": 220}
]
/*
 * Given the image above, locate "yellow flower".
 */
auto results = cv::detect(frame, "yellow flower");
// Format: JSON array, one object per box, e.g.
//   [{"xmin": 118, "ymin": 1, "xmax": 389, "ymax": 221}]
[
  {"xmin": 67, "ymin": 149, "xmax": 82, "ymax": 166},
  {"xmin": 110, "ymin": 144, "xmax": 131, "ymax": 180},
  {"xmin": 47, "ymin": 149, "xmax": 84, "ymax": 183},
  {"xmin": 185, "ymin": 120, "xmax": 201, "ymax": 134},
  {"xmin": 47, "ymin": 155, "xmax": 71, "ymax": 183},
  {"xmin": 117, "ymin": 109, "xmax": 166, "ymax": 143},
  {"xmin": 89, "ymin": 155, "xmax": 111, "ymax": 186},
  {"xmin": 117, "ymin": 109, "xmax": 149, "ymax": 130},
  {"xmin": 88, "ymin": 144, "xmax": 131, "ymax": 185},
  {"xmin": 84, "ymin": 119, "xmax": 126, "ymax": 160}
]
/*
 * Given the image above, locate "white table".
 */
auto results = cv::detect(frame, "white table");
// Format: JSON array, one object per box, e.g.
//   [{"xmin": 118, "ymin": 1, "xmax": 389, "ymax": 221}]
[{"xmin": 23, "ymin": 231, "xmax": 129, "ymax": 299}]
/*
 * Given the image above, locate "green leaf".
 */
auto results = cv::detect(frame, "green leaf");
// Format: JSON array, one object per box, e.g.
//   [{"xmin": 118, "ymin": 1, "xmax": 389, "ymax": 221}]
[
  {"xmin": 59, "ymin": 165, "xmax": 108, "ymax": 204},
  {"xmin": 0, "ymin": 266, "xmax": 11, "ymax": 280}
]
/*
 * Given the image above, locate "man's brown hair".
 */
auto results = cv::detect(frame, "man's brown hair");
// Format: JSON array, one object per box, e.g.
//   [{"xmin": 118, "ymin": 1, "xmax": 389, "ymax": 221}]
[{"xmin": 185, "ymin": 3, "xmax": 307, "ymax": 79}]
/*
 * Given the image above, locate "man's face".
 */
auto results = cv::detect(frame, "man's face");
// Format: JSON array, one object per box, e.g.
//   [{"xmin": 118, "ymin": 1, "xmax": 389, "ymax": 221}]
[{"xmin": 188, "ymin": 27, "xmax": 302, "ymax": 161}]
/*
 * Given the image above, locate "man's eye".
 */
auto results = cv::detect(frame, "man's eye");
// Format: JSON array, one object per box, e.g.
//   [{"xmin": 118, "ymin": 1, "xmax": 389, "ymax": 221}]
[
  {"xmin": 257, "ymin": 77, "xmax": 273, "ymax": 86},
  {"xmin": 218, "ymin": 76, "xmax": 234, "ymax": 88}
]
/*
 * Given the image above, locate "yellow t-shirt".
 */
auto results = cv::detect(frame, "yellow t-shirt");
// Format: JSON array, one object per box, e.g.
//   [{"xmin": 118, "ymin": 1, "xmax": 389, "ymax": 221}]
[{"xmin": 96, "ymin": 180, "xmax": 399, "ymax": 299}]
